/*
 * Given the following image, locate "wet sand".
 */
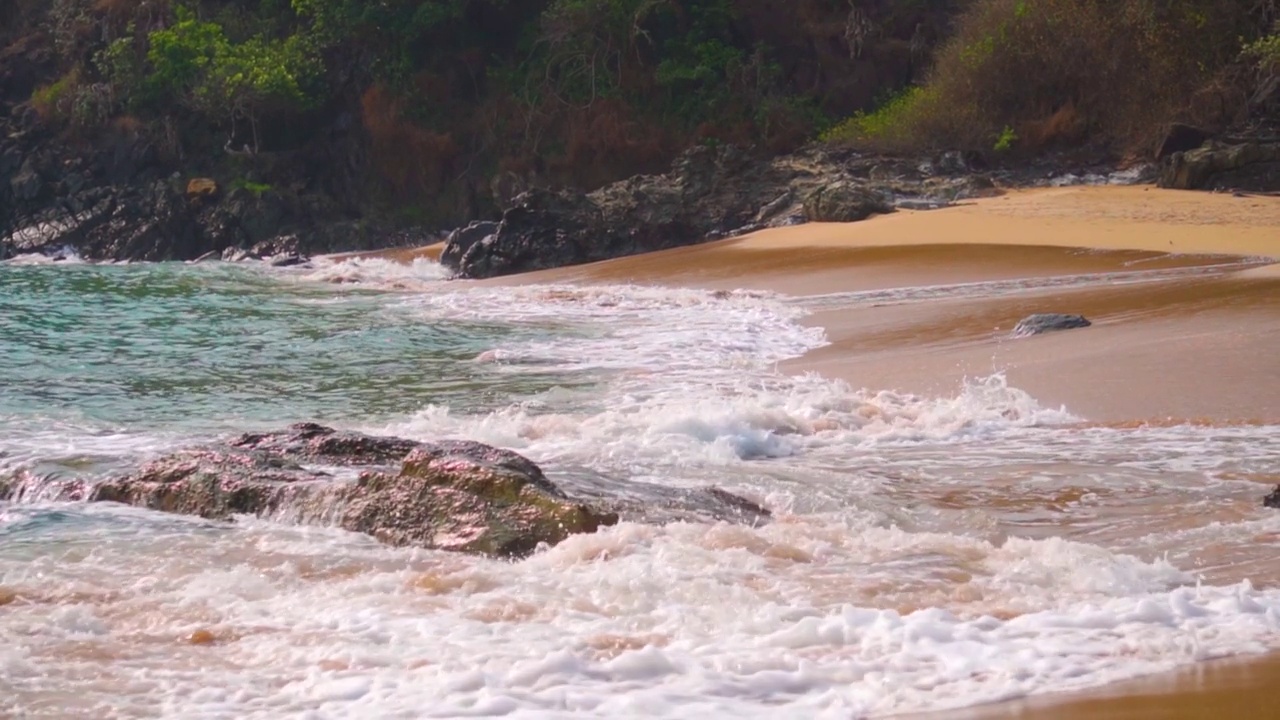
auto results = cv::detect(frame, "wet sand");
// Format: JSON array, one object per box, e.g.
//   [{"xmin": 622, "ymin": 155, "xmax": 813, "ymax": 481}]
[
  {"xmin": 503, "ymin": 185, "xmax": 1280, "ymax": 716},
  {"xmin": 524, "ymin": 185, "xmax": 1280, "ymax": 422},
  {"xmin": 903, "ymin": 652, "xmax": 1280, "ymax": 720}
]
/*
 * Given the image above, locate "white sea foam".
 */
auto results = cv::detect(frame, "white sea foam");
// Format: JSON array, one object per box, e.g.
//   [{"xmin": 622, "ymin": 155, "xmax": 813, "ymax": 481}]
[
  {"xmin": 0, "ymin": 247, "xmax": 85, "ymax": 265},
  {"xmin": 2, "ymin": 506, "xmax": 1279, "ymax": 719},
  {"xmin": 369, "ymin": 281, "xmax": 1075, "ymax": 473},
  {"xmin": 4, "ymin": 258, "xmax": 1280, "ymax": 718},
  {"xmin": 298, "ymin": 256, "xmax": 449, "ymax": 289}
]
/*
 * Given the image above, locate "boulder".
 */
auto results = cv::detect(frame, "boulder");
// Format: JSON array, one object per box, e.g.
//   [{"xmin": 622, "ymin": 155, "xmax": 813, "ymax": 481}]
[
  {"xmin": 185, "ymin": 177, "xmax": 219, "ymax": 202},
  {"xmin": 439, "ymin": 220, "xmax": 498, "ymax": 271},
  {"xmin": 1012, "ymin": 313, "xmax": 1092, "ymax": 337},
  {"xmin": 1158, "ymin": 141, "xmax": 1280, "ymax": 191},
  {"xmin": 221, "ymin": 234, "xmax": 309, "ymax": 265},
  {"xmin": 0, "ymin": 424, "xmax": 776, "ymax": 555},
  {"xmin": 803, "ymin": 180, "xmax": 892, "ymax": 222},
  {"xmin": 449, "ymin": 188, "xmax": 606, "ymax": 278},
  {"xmin": 6, "ymin": 424, "xmax": 617, "ymax": 558}
]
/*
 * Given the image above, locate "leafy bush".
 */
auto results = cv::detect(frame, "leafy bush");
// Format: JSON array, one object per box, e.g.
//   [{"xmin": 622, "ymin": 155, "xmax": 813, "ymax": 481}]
[
  {"xmin": 825, "ymin": 0, "xmax": 1269, "ymax": 155},
  {"xmin": 1243, "ymin": 33, "xmax": 1280, "ymax": 75},
  {"xmin": 145, "ymin": 8, "xmax": 322, "ymax": 150},
  {"xmin": 30, "ymin": 71, "xmax": 81, "ymax": 120}
]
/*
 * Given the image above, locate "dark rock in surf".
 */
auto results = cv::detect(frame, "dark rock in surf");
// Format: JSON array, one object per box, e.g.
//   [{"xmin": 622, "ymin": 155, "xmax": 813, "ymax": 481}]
[
  {"xmin": 1264, "ymin": 485, "xmax": 1280, "ymax": 509},
  {"xmin": 439, "ymin": 220, "xmax": 499, "ymax": 271},
  {"xmin": 0, "ymin": 424, "xmax": 774, "ymax": 557},
  {"xmin": 85, "ymin": 424, "xmax": 614, "ymax": 557},
  {"xmin": 1012, "ymin": 313, "xmax": 1092, "ymax": 337},
  {"xmin": 221, "ymin": 234, "xmax": 309, "ymax": 266}
]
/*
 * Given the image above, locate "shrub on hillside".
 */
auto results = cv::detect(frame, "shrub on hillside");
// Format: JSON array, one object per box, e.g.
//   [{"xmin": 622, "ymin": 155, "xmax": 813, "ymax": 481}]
[{"xmin": 827, "ymin": 0, "xmax": 1268, "ymax": 155}]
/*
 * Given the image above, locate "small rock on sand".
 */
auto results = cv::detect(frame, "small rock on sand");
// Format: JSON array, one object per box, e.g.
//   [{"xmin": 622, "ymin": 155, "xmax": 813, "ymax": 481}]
[{"xmin": 1012, "ymin": 313, "xmax": 1092, "ymax": 337}]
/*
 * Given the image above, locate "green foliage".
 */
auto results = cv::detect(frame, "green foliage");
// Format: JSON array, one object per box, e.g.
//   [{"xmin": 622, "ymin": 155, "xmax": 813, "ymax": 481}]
[
  {"xmin": 827, "ymin": 0, "xmax": 1273, "ymax": 155},
  {"xmin": 820, "ymin": 87, "xmax": 931, "ymax": 145},
  {"xmin": 230, "ymin": 178, "xmax": 274, "ymax": 195},
  {"xmin": 146, "ymin": 8, "xmax": 322, "ymax": 121},
  {"xmin": 993, "ymin": 125, "xmax": 1017, "ymax": 152},
  {"xmin": 1242, "ymin": 34, "xmax": 1280, "ymax": 74},
  {"xmin": 30, "ymin": 72, "xmax": 79, "ymax": 118},
  {"xmin": 291, "ymin": 0, "xmax": 475, "ymax": 83}
]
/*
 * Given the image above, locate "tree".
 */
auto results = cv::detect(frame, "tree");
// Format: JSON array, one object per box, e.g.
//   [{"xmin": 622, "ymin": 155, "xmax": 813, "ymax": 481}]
[{"xmin": 146, "ymin": 8, "xmax": 321, "ymax": 152}]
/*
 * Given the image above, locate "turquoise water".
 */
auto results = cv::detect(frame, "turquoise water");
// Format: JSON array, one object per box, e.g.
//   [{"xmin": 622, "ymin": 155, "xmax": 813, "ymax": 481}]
[{"xmin": 0, "ymin": 262, "xmax": 577, "ymax": 474}]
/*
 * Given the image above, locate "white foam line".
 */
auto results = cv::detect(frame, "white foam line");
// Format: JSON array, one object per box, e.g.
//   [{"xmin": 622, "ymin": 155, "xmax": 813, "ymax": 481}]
[{"xmin": 793, "ymin": 261, "xmax": 1265, "ymax": 310}]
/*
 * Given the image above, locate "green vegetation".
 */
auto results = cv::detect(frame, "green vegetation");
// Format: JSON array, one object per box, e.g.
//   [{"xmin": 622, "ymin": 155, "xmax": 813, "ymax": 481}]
[
  {"xmin": 826, "ymin": 0, "xmax": 1274, "ymax": 156},
  {"xmin": 14, "ymin": 0, "xmax": 1280, "ymax": 224},
  {"xmin": 230, "ymin": 178, "xmax": 274, "ymax": 195},
  {"xmin": 1243, "ymin": 33, "xmax": 1280, "ymax": 74},
  {"xmin": 145, "ymin": 9, "xmax": 322, "ymax": 151},
  {"xmin": 993, "ymin": 126, "xmax": 1017, "ymax": 153}
]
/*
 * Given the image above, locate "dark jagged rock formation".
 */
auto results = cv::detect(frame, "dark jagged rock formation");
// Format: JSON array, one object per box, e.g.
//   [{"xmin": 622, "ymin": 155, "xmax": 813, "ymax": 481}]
[
  {"xmin": 1264, "ymin": 486, "xmax": 1280, "ymax": 509},
  {"xmin": 0, "ymin": 424, "xmax": 773, "ymax": 556},
  {"xmin": 442, "ymin": 144, "xmax": 998, "ymax": 279},
  {"xmin": 1012, "ymin": 313, "xmax": 1092, "ymax": 337}
]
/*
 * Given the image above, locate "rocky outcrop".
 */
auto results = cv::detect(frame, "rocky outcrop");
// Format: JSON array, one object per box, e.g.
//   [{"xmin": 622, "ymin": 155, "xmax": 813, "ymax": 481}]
[
  {"xmin": 1265, "ymin": 486, "xmax": 1280, "ymax": 509},
  {"xmin": 1012, "ymin": 313, "xmax": 1092, "ymax": 337},
  {"xmin": 1158, "ymin": 140, "xmax": 1280, "ymax": 191},
  {"xmin": 220, "ymin": 234, "xmax": 308, "ymax": 266},
  {"xmin": 0, "ymin": 424, "xmax": 773, "ymax": 556},
  {"xmin": 442, "ymin": 144, "xmax": 1000, "ymax": 279},
  {"xmin": 802, "ymin": 179, "xmax": 893, "ymax": 222}
]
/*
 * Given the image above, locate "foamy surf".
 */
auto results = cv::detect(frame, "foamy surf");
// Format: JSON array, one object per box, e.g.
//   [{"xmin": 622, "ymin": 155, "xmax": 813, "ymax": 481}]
[
  {"xmin": 2, "ymin": 504, "xmax": 1279, "ymax": 719},
  {"xmin": 3, "ymin": 256, "xmax": 1280, "ymax": 718},
  {"xmin": 298, "ymin": 256, "xmax": 450, "ymax": 289}
]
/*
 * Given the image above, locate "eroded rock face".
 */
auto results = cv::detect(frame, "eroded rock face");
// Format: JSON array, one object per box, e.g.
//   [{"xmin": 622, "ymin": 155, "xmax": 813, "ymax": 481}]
[
  {"xmin": 0, "ymin": 424, "xmax": 774, "ymax": 557},
  {"xmin": 439, "ymin": 143, "xmax": 1012, "ymax": 280},
  {"xmin": 803, "ymin": 180, "xmax": 893, "ymax": 222}
]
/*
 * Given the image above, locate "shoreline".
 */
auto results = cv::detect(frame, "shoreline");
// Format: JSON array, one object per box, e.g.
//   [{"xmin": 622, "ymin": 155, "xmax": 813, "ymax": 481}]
[
  {"xmin": 334, "ymin": 183, "xmax": 1280, "ymax": 715},
  {"xmin": 474, "ymin": 184, "xmax": 1280, "ymax": 716},
  {"xmin": 510, "ymin": 184, "xmax": 1279, "ymax": 423}
]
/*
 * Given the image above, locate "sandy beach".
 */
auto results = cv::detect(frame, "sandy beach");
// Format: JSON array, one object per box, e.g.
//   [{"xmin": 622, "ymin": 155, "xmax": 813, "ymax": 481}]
[
  {"xmin": 495, "ymin": 184, "xmax": 1280, "ymax": 717},
  {"xmin": 521, "ymin": 184, "xmax": 1280, "ymax": 423}
]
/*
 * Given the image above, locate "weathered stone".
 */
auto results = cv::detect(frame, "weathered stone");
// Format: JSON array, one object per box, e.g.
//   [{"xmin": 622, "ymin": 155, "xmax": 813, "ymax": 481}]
[
  {"xmin": 1158, "ymin": 141, "xmax": 1280, "ymax": 191},
  {"xmin": 453, "ymin": 188, "xmax": 606, "ymax": 279},
  {"xmin": 79, "ymin": 424, "xmax": 615, "ymax": 558},
  {"xmin": 803, "ymin": 180, "xmax": 892, "ymax": 222},
  {"xmin": 10, "ymin": 158, "xmax": 40, "ymax": 200},
  {"xmin": 1012, "ymin": 313, "xmax": 1092, "ymax": 337},
  {"xmin": 0, "ymin": 424, "xmax": 776, "ymax": 555},
  {"xmin": 186, "ymin": 177, "xmax": 219, "ymax": 202},
  {"xmin": 439, "ymin": 220, "xmax": 498, "ymax": 271}
]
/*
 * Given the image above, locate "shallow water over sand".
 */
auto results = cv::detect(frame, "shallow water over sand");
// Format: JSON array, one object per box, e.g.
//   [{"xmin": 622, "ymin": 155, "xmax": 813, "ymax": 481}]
[{"xmin": 2, "ymin": 249, "xmax": 1279, "ymax": 718}]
